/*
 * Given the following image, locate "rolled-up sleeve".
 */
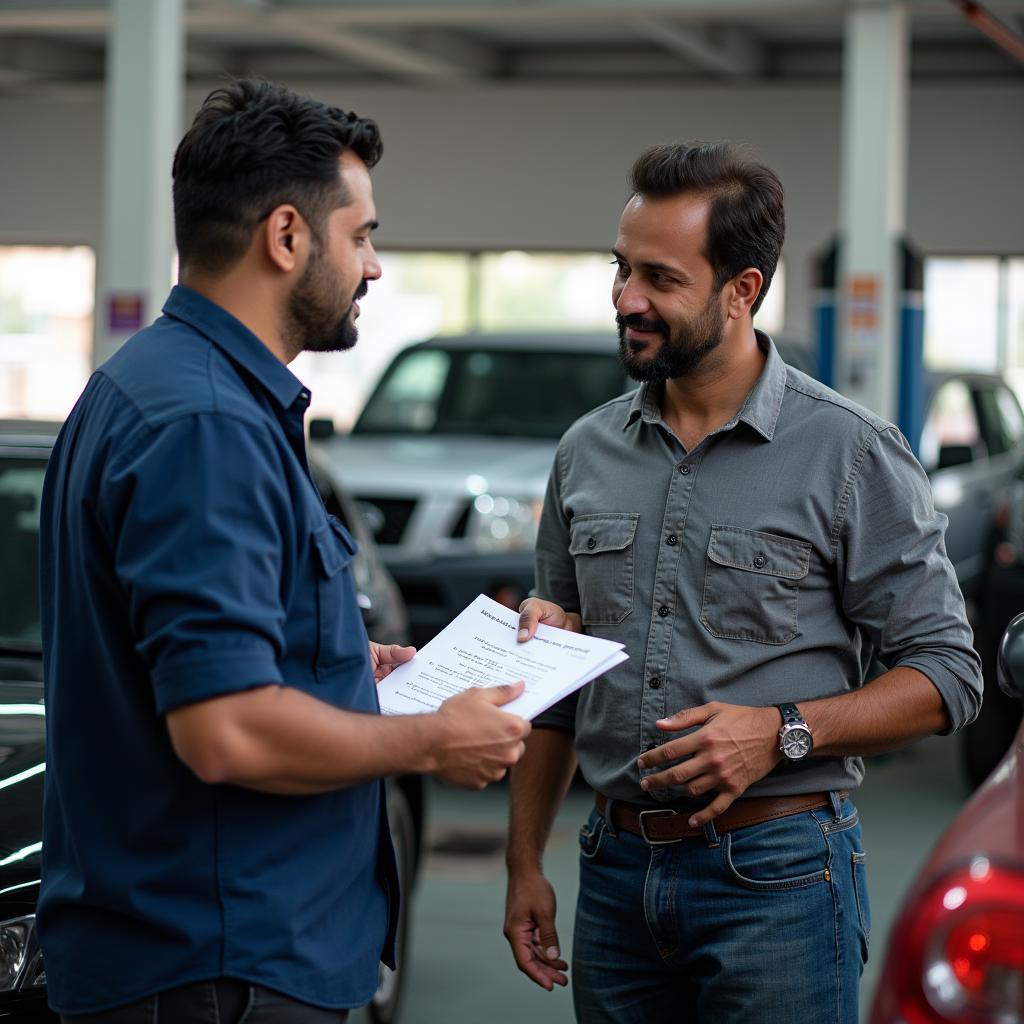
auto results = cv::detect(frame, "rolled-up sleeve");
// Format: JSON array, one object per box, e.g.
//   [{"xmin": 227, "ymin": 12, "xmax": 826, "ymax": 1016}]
[
  {"xmin": 102, "ymin": 413, "xmax": 292, "ymax": 714},
  {"xmin": 836, "ymin": 426, "xmax": 983, "ymax": 732}
]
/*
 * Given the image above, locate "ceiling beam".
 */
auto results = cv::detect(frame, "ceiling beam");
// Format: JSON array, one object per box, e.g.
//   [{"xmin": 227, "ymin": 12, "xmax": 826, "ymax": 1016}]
[
  {"xmin": 949, "ymin": 0, "xmax": 1024, "ymax": 63},
  {"xmin": 635, "ymin": 19, "xmax": 765, "ymax": 76},
  {"xmin": 0, "ymin": 36, "xmax": 102, "ymax": 77},
  {"xmin": 262, "ymin": 14, "xmax": 493, "ymax": 79}
]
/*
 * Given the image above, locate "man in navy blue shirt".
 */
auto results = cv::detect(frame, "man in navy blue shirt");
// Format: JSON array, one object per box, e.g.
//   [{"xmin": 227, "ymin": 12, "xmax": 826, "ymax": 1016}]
[{"xmin": 39, "ymin": 79, "xmax": 530, "ymax": 1022}]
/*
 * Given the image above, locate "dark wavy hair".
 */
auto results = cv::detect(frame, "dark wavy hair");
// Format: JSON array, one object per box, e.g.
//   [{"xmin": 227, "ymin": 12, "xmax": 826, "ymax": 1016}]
[
  {"xmin": 628, "ymin": 142, "xmax": 784, "ymax": 316},
  {"xmin": 172, "ymin": 79, "xmax": 382, "ymax": 274}
]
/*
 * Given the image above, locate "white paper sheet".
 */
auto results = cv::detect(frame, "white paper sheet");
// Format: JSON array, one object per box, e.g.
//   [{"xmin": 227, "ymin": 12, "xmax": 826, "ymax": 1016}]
[{"xmin": 376, "ymin": 594, "xmax": 628, "ymax": 720}]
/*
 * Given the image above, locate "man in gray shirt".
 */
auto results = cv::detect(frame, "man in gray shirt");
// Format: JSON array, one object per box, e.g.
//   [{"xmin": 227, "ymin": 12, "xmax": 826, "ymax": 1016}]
[{"xmin": 503, "ymin": 142, "xmax": 982, "ymax": 1024}]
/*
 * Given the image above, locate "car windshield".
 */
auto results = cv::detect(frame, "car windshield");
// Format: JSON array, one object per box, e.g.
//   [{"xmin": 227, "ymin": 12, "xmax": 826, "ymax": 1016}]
[
  {"xmin": 353, "ymin": 346, "xmax": 629, "ymax": 440},
  {"xmin": 0, "ymin": 459, "xmax": 46, "ymax": 649}
]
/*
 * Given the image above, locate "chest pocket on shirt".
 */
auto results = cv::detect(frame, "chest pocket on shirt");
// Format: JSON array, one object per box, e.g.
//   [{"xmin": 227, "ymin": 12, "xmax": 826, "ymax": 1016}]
[
  {"xmin": 569, "ymin": 513, "xmax": 639, "ymax": 625},
  {"xmin": 700, "ymin": 525, "xmax": 810, "ymax": 645},
  {"xmin": 311, "ymin": 516, "xmax": 362, "ymax": 676}
]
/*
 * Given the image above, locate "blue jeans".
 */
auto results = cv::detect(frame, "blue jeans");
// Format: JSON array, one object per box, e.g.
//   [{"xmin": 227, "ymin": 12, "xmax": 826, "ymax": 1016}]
[{"xmin": 572, "ymin": 793, "xmax": 870, "ymax": 1024}]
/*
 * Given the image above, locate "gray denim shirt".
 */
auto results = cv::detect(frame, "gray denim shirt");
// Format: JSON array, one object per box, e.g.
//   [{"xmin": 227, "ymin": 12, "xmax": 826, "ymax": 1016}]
[{"xmin": 534, "ymin": 334, "xmax": 983, "ymax": 804}]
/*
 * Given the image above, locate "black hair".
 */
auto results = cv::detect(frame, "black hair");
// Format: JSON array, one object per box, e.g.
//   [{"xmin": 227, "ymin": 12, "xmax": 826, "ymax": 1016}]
[
  {"xmin": 172, "ymin": 79, "xmax": 382, "ymax": 275},
  {"xmin": 628, "ymin": 141, "xmax": 784, "ymax": 316}
]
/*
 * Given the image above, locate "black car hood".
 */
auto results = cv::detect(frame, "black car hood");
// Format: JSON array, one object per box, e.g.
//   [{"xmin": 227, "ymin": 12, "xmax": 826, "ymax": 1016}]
[{"xmin": 0, "ymin": 675, "xmax": 44, "ymax": 895}]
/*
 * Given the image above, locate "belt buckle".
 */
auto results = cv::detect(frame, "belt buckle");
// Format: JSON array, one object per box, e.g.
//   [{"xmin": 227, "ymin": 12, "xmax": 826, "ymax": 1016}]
[{"xmin": 638, "ymin": 808, "xmax": 682, "ymax": 845}]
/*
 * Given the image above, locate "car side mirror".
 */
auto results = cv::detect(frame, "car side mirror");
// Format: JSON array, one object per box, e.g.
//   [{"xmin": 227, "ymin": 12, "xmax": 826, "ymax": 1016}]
[
  {"xmin": 997, "ymin": 612, "xmax": 1024, "ymax": 700},
  {"xmin": 309, "ymin": 418, "xmax": 335, "ymax": 440},
  {"xmin": 936, "ymin": 444, "xmax": 974, "ymax": 470}
]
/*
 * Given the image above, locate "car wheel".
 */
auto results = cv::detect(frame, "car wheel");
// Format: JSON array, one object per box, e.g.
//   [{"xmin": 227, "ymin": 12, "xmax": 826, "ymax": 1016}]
[{"xmin": 369, "ymin": 784, "xmax": 416, "ymax": 1024}]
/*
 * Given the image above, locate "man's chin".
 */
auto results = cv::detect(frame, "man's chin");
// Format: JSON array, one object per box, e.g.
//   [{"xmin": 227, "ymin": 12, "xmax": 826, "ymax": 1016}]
[{"xmin": 304, "ymin": 325, "xmax": 358, "ymax": 354}]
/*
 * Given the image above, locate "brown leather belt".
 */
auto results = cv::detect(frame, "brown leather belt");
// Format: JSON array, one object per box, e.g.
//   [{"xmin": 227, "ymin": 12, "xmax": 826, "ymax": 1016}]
[{"xmin": 595, "ymin": 790, "xmax": 845, "ymax": 845}]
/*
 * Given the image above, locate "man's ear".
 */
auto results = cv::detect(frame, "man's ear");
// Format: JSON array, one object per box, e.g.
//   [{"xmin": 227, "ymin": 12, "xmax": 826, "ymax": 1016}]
[
  {"xmin": 725, "ymin": 267, "xmax": 764, "ymax": 321},
  {"xmin": 262, "ymin": 204, "xmax": 309, "ymax": 274}
]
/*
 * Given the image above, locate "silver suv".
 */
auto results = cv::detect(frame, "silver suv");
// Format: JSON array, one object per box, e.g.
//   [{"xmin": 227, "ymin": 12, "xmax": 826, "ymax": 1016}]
[{"xmin": 310, "ymin": 333, "xmax": 629, "ymax": 645}]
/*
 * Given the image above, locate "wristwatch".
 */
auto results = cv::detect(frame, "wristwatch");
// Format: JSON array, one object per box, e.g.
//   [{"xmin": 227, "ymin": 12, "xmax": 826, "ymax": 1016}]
[{"xmin": 777, "ymin": 702, "xmax": 813, "ymax": 762}]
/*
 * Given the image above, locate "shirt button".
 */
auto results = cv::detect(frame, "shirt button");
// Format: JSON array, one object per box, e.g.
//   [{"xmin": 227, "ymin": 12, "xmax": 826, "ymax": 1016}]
[
  {"xmin": 753, "ymin": 553, "xmax": 766, "ymax": 568},
  {"xmin": 658, "ymin": 605, "xmax": 670, "ymax": 618},
  {"xmin": 587, "ymin": 537, "xmax": 596, "ymax": 550},
  {"xmin": 680, "ymin": 464, "xmax": 691, "ymax": 475},
  {"xmin": 666, "ymin": 534, "xmax": 678, "ymax": 546},
  {"xmin": 649, "ymin": 676, "xmax": 662, "ymax": 689}
]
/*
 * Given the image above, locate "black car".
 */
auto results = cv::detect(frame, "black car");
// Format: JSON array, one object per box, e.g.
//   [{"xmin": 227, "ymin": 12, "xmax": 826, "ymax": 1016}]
[{"xmin": 0, "ymin": 421, "xmax": 422, "ymax": 1023}]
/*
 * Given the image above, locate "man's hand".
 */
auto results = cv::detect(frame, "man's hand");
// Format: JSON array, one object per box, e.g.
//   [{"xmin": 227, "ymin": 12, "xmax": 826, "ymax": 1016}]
[
  {"xmin": 504, "ymin": 869, "xmax": 568, "ymax": 990},
  {"xmin": 369, "ymin": 641, "xmax": 416, "ymax": 683},
  {"xmin": 433, "ymin": 683, "xmax": 532, "ymax": 790},
  {"xmin": 517, "ymin": 598, "xmax": 582, "ymax": 642},
  {"xmin": 636, "ymin": 703, "xmax": 782, "ymax": 828}
]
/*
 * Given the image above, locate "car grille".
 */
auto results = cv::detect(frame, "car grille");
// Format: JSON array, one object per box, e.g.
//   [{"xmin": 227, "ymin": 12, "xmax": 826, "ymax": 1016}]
[{"xmin": 357, "ymin": 497, "xmax": 417, "ymax": 545}]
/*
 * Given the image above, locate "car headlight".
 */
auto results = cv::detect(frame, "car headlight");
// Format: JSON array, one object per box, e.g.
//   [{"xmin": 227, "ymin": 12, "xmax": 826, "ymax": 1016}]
[
  {"xmin": 0, "ymin": 915, "xmax": 35, "ymax": 992},
  {"xmin": 464, "ymin": 495, "xmax": 543, "ymax": 553}
]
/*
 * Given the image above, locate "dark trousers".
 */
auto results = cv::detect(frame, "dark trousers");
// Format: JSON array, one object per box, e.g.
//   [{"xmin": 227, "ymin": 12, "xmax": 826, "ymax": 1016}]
[{"xmin": 60, "ymin": 979, "xmax": 350, "ymax": 1024}]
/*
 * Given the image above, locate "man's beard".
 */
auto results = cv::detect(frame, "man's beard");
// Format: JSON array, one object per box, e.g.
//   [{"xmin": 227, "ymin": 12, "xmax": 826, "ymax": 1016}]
[
  {"xmin": 616, "ymin": 293, "xmax": 725, "ymax": 383},
  {"xmin": 286, "ymin": 249, "xmax": 366, "ymax": 355}
]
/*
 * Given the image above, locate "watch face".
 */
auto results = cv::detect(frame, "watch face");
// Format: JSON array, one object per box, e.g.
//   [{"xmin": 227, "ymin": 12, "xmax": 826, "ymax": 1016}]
[{"xmin": 782, "ymin": 727, "xmax": 812, "ymax": 760}]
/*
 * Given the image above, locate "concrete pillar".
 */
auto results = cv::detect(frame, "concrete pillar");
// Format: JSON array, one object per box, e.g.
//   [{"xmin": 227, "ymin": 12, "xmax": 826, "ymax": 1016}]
[
  {"xmin": 93, "ymin": 0, "xmax": 184, "ymax": 368},
  {"xmin": 836, "ymin": 1, "xmax": 909, "ymax": 421}
]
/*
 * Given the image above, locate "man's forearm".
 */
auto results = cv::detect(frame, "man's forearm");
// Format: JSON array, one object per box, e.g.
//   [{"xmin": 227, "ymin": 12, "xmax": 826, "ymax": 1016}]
[
  {"xmin": 506, "ymin": 727, "xmax": 577, "ymax": 873},
  {"xmin": 167, "ymin": 681, "xmax": 527, "ymax": 794},
  {"xmin": 802, "ymin": 666, "xmax": 951, "ymax": 757}
]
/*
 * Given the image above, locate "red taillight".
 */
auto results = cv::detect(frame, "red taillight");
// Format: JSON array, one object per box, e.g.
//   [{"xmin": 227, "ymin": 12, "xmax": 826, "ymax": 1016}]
[{"xmin": 872, "ymin": 857, "xmax": 1024, "ymax": 1023}]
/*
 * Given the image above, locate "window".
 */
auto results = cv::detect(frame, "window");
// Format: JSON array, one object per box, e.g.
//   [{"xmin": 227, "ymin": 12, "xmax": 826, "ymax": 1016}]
[
  {"xmin": 975, "ymin": 384, "xmax": 1024, "ymax": 457},
  {"xmin": 924, "ymin": 258, "xmax": 1000, "ymax": 372},
  {"xmin": 919, "ymin": 379, "xmax": 984, "ymax": 472},
  {"xmin": 0, "ymin": 246, "xmax": 95, "ymax": 420},
  {"xmin": 924, "ymin": 256, "xmax": 1024, "ymax": 375},
  {"xmin": 354, "ymin": 344, "xmax": 627, "ymax": 441},
  {"xmin": 0, "ymin": 458, "xmax": 46, "ymax": 645}
]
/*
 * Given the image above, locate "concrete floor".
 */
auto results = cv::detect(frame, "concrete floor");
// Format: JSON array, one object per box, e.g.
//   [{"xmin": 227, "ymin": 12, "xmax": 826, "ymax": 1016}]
[{"xmin": 360, "ymin": 733, "xmax": 969, "ymax": 1024}]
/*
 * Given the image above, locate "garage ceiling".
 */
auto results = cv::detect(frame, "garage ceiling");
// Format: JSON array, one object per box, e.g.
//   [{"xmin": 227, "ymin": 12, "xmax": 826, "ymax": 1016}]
[{"xmin": 0, "ymin": 0, "xmax": 1021, "ymax": 96}]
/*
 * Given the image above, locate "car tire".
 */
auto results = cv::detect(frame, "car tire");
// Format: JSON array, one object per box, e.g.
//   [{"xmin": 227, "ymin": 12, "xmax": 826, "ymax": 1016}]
[{"xmin": 368, "ymin": 784, "xmax": 417, "ymax": 1024}]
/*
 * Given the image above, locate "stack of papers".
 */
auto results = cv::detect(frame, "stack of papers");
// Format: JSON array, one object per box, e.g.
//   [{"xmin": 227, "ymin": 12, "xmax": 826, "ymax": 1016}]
[{"xmin": 376, "ymin": 594, "xmax": 628, "ymax": 720}]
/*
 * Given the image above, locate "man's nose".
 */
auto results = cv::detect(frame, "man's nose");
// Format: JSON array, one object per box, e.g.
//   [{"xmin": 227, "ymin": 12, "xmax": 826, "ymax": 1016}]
[
  {"xmin": 614, "ymin": 278, "xmax": 650, "ymax": 316},
  {"xmin": 365, "ymin": 245, "xmax": 382, "ymax": 281}
]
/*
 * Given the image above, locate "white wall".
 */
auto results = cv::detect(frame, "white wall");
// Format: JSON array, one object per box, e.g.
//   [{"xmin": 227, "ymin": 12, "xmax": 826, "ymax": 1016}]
[{"xmin": 2, "ymin": 79, "xmax": 1021, "ymax": 341}]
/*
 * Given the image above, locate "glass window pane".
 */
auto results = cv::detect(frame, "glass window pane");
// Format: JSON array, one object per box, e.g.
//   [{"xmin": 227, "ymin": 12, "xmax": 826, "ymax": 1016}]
[
  {"xmin": 478, "ymin": 252, "xmax": 615, "ymax": 332},
  {"xmin": 755, "ymin": 260, "xmax": 785, "ymax": 337},
  {"xmin": 292, "ymin": 251, "xmax": 471, "ymax": 431},
  {"xmin": 919, "ymin": 378, "xmax": 983, "ymax": 472},
  {"xmin": 1008, "ymin": 258, "xmax": 1024, "ymax": 368},
  {"xmin": 355, "ymin": 349, "xmax": 451, "ymax": 433},
  {"xmin": 439, "ymin": 349, "xmax": 626, "ymax": 439},
  {"xmin": 0, "ymin": 246, "xmax": 95, "ymax": 420},
  {"xmin": 924, "ymin": 258, "xmax": 999, "ymax": 371},
  {"xmin": 0, "ymin": 458, "xmax": 47, "ymax": 645}
]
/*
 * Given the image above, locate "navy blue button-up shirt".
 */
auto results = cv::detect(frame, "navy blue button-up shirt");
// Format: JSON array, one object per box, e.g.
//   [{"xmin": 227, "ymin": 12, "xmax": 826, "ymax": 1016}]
[{"xmin": 38, "ymin": 285, "xmax": 398, "ymax": 1014}]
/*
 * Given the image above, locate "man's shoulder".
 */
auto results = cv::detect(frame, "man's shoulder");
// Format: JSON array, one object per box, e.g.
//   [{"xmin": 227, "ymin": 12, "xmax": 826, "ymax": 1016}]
[
  {"xmin": 781, "ymin": 364, "xmax": 892, "ymax": 438},
  {"xmin": 559, "ymin": 389, "xmax": 639, "ymax": 448},
  {"xmin": 98, "ymin": 314, "xmax": 264, "ymax": 430}
]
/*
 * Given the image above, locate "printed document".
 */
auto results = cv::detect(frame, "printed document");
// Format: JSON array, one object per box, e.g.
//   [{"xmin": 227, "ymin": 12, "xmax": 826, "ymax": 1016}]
[{"xmin": 376, "ymin": 594, "xmax": 628, "ymax": 720}]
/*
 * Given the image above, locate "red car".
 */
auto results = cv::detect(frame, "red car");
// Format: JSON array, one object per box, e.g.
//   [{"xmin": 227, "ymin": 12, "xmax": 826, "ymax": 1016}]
[{"xmin": 868, "ymin": 614, "xmax": 1024, "ymax": 1024}]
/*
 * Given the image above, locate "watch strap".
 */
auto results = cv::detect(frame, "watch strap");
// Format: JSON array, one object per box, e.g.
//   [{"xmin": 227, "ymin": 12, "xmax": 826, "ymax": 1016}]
[{"xmin": 777, "ymin": 702, "xmax": 802, "ymax": 726}]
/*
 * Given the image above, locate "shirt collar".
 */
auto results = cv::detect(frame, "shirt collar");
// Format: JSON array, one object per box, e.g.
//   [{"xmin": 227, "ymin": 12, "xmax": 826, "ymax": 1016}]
[
  {"xmin": 622, "ymin": 330, "xmax": 786, "ymax": 442},
  {"xmin": 162, "ymin": 284, "xmax": 308, "ymax": 411}
]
